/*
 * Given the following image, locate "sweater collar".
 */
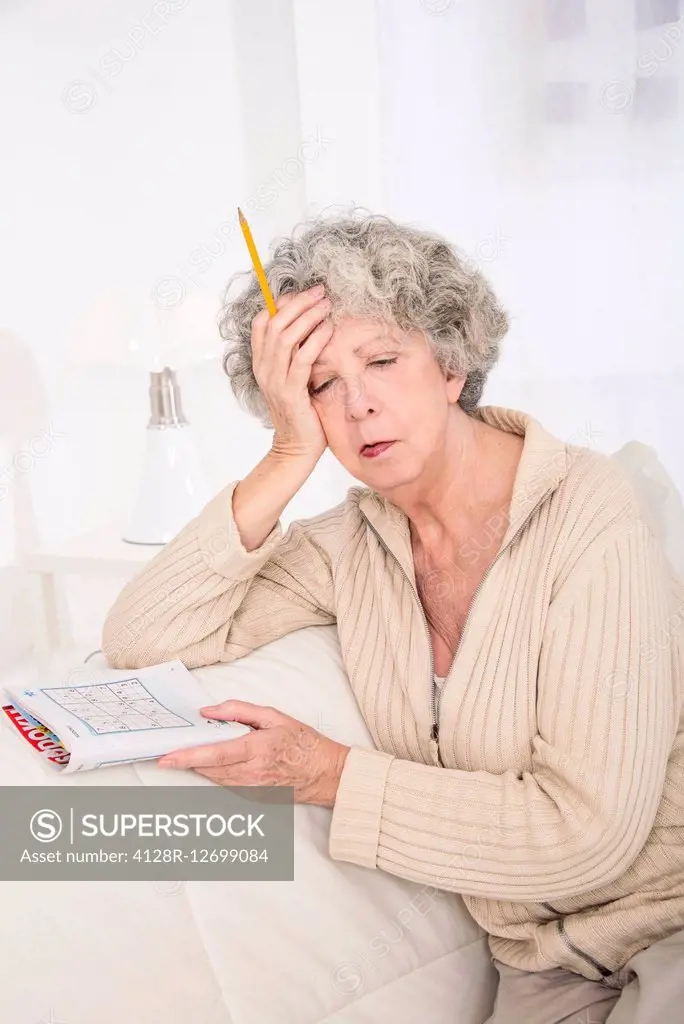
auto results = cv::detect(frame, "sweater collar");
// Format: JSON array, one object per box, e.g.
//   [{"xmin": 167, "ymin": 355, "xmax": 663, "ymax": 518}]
[{"xmin": 358, "ymin": 405, "xmax": 570, "ymax": 585}]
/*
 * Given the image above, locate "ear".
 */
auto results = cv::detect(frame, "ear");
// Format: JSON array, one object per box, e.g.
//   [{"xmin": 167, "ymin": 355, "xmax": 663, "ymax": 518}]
[{"xmin": 445, "ymin": 372, "xmax": 467, "ymax": 403}]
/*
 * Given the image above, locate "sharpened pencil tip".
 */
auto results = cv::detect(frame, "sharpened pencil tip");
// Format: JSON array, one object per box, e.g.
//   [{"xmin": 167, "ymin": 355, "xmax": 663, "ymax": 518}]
[{"xmin": 237, "ymin": 206, "xmax": 244, "ymax": 221}]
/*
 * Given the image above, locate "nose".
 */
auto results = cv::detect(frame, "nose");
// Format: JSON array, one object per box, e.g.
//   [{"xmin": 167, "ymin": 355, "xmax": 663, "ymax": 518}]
[{"xmin": 335, "ymin": 374, "xmax": 381, "ymax": 420}]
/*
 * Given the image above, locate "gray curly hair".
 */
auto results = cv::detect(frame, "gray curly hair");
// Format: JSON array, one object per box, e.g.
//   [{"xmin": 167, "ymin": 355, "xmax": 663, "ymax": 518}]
[{"xmin": 219, "ymin": 207, "xmax": 508, "ymax": 428}]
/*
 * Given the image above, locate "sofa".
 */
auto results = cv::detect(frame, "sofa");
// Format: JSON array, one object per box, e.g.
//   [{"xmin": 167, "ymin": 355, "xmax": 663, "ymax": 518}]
[{"xmin": 0, "ymin": 622, "xmax": 498, "ymax": 1024}]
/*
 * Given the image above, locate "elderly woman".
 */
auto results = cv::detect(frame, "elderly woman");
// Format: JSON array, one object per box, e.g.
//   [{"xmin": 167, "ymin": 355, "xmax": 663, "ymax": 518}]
[{"xmin": 102, "ymin": 212, "xmax": 684, "ymax": 1023}]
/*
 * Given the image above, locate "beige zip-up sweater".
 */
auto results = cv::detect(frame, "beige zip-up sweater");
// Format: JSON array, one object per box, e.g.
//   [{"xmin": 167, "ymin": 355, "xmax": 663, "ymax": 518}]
[{"xmin": 102, "ymin": 405, "xmax": 684, "ymax": 985}]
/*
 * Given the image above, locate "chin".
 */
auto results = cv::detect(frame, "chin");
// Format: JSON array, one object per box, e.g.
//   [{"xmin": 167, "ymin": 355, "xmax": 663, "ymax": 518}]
[
  {"xmin": 335, "ymin": 445, "xmax": 419, "ymax": 486},
  {"xmin": 356, "ymin": 457, "xmax": 419, "ymax": 489}
]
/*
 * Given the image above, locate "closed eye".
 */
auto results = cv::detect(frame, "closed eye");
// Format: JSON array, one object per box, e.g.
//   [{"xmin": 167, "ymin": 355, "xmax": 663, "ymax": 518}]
[{"xmin": 310, "ymin": 357, "xmax": 397, "ymax": 397}]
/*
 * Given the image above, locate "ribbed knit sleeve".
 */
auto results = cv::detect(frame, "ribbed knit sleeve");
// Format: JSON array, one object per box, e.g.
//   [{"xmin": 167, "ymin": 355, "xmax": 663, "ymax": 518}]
[
  {"xmin": 101, "ymin": 481, "xmax": 336, "ymax": 670},
  {"xmin": 329, "ymin": 521, "xmax": 680, "ymax": 902}
]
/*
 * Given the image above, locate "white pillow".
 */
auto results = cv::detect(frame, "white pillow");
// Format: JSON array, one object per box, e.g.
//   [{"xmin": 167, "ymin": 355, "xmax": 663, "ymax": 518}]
[
  {"xmin": 0, "ymin": 624, "xmax": 497, "ymax": 1024},
  {"xmin": 611, "ymin": 440, "xmax": 684, "ymax": 580}
]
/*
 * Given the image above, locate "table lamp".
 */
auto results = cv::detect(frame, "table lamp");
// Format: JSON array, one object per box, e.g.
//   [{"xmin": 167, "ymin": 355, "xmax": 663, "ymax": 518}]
[{"xmin": 68, "ymin": 289, "xmax": 222, "ymax": 545}]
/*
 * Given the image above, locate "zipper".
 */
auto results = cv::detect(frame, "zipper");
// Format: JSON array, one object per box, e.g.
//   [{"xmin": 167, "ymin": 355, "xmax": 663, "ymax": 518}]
[
  {"xmin": 541, "ymin": 906, "xmax": 613, "ymax": 979},
  {"xmin": 363, "ymin": 517, "xmax": 443, "ymax": 762},
  {"xmin": 362, "ymin": 486, "xmax": 554, "ymax": 763},
  {"xmin": 559, "ymin": 920, "xmax": 612, "ymax": 978},
  {"xmin": 441, "ymin": 557, "xmax": 498, "ymax": 731},
  {"xmin": 433, "ymin": 482, "xmax": 560, "ymax": 736}
]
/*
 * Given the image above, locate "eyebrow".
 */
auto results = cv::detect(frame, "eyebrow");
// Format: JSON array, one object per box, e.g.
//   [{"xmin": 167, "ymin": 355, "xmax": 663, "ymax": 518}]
[{"xmin": 312, "ymin": 337, "xmax": 399, "ymax": 370}]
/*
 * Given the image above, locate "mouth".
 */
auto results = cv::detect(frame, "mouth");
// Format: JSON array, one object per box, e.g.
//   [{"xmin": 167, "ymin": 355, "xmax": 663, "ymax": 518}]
[{"xmin": 359, "ymin": 440, "xmax": 396, "ymax": 458}]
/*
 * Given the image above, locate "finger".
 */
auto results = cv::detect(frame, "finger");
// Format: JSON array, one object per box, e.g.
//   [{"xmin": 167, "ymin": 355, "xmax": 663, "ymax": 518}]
[
  {"xmin": 254, "ymin": 290, "xmax": 322, "ymax": 363},
  {"xmin": 264, "ymin": 299, "xmax": 331, "ymax": 387},
  {"xmin": 251, "ymin": 291, "xmax": 298, "ymax": 341},
  {"xmin": 193, "ymin": 765, "xmax": 262, "ymax": 785},
  {"xmin": 269, "ymin": 286, "xmax": 327, "ymax": 332},
  {"xmin": 274, "ymin": 291, "xmax": 296, "ymax": 310},
  {"xmin": 278, "ymin": 299, "xmax": 331, "ymax": 352},
  {"xmin": 158, "ymin": 734, "xmax": 251, "ymax": 769},
  {"xmin": 200, "ymin": 700, "xmax": 284, "ymax": 730},
  {"xmin": 289, "ymin": 319, "xmax": 335, "ymax": 389}
]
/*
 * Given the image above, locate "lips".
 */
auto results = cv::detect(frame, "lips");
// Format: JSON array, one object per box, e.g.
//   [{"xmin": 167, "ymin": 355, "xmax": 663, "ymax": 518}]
[
  {"xmin": 360, "ymin": 441, "xmax": 396, "ymax": 457},
  {"xmin": 361, "ymin": 440, "xmax": 392, "ymax": 451}
]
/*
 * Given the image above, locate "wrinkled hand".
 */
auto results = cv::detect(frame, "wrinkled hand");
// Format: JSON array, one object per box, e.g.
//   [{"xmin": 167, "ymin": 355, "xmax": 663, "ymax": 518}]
[{"xmin": 158, "ymin": 701, "xmax": 350, "ymax": 807}]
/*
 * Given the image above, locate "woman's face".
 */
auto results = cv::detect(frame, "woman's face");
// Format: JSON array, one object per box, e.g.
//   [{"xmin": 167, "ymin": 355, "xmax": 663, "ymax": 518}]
[{"xmin": 308, "ymin": 315, "xmax": 464, "ymax": 488}]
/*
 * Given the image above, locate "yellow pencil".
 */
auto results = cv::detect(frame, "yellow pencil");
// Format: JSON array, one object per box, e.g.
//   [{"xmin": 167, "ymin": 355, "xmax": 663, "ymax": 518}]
[{"xmin": 237, "ymin": 207, "xmax": 278, "ymax": 317}]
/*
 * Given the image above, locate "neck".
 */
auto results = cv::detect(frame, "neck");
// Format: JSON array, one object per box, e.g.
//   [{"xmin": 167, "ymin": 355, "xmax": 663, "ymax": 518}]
[{"xmin": 384, "ymin": 408, "xmax": 520, "ymax": 551}]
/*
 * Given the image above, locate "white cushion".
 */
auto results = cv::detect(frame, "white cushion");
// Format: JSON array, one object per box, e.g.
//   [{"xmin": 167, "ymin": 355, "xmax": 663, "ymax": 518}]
[
  {"xmin": 611, "ymin": 441, "xmax": 684, "ymax": 580},
  {"xmin": 0, "ymin": 624, "xmax": 497, "ymax": 1024}
]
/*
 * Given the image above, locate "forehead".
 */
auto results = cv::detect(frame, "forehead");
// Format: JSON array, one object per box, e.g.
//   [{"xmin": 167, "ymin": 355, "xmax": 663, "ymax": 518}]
[{"xmin": 312, "ymin": 318, "xmax": 408, "ymax": 369}]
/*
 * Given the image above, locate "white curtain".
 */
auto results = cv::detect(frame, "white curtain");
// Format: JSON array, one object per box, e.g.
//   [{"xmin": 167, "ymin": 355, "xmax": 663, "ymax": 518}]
[{"xmin": 373, "ymin": 0, "xmax": 684, "ymax": 493}]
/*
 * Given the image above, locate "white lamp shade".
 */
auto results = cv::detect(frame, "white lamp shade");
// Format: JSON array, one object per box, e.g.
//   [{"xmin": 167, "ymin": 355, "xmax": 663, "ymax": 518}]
[{"xmin": 123, "ymin": 424, "xmax": 214, "ymax": 545}]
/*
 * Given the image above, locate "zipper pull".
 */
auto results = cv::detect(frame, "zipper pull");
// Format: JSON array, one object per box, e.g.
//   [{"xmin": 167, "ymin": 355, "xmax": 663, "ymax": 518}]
[{"xmin": 430, "ymin": 723, "xmax": 442, "ymax": 766}]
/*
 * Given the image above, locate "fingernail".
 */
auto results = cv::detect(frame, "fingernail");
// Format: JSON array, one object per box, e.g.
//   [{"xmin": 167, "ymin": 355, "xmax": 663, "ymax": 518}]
[
  {"xmin": 159, "ymin": 760, "xmax": 176, "ymax": 769},
  {"xmin": 311, "ymin": 284, "xmax": 325, "ymax": 296}
]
